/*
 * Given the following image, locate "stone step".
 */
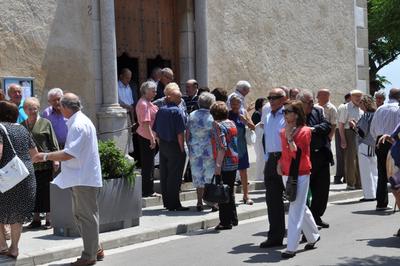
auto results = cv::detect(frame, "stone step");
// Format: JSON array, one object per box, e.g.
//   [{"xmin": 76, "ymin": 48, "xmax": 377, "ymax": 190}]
[{"xmin": 143, "ymin": 181, "xmax": 266, "ymax": 208}]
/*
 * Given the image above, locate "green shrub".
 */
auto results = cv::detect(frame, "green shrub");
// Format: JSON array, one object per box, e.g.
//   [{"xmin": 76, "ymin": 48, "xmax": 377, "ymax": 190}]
[{"xmin": 98, "ymin": 140, "xmax": 136, "ymax": 187}]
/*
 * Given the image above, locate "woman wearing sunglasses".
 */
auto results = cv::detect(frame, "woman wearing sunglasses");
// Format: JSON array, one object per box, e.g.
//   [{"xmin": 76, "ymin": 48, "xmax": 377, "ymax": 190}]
[{"xmin": 277, "ymin": 100, "xmax": 320, "ymax": 259}]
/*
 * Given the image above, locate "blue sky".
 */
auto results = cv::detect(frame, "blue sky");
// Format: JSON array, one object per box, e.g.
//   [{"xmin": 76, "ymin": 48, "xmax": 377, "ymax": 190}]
[{"xmin": 378, "ymin": 58, "xmax": 400, "ymax": 89}]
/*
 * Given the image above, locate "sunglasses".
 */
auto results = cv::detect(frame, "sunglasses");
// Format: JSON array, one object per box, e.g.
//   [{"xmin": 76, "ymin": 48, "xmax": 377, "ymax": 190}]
[
  {"xmin": 283, "ymin": 109, "xmax": 295, "ymax": 115},
  {"xmin": 267, "ymin": 95, "xmax": 283, "ymax": 101}
]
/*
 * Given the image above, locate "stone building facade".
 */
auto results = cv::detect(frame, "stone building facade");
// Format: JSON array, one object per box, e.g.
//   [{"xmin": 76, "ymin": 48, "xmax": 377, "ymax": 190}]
[{"xmin": 0, "ymin": 0, "xmax": 368, "ymax": 147}]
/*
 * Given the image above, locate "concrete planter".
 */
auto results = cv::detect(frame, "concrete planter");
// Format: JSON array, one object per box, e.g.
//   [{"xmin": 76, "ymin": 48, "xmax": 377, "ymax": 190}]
[{"xmin": 50, "ymin": 175, "xmax": 142, "ymax": 237}]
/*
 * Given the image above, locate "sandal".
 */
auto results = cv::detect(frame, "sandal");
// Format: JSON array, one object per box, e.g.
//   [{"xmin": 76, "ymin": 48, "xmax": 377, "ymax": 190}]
[{"xmin": 243, "ymin": 198, "xmax": 254, "ymax": 205}]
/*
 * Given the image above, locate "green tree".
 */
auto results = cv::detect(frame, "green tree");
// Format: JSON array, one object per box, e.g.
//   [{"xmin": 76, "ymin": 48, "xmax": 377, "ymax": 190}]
[{"xmin": 368, "ymin": 0, "xmax": 400, "ymax": 93}]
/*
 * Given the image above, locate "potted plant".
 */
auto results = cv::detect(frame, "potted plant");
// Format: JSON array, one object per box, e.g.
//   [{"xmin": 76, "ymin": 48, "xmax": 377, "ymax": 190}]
[{"xmin": 50, "ymin": 140, "xmax": 142, "ymax": 237}]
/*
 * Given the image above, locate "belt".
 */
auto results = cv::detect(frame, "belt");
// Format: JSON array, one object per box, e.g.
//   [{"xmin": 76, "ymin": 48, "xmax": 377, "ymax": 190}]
[{"xmin": 268, "ymin": 152, "xmax": 281, "ymax": 157}]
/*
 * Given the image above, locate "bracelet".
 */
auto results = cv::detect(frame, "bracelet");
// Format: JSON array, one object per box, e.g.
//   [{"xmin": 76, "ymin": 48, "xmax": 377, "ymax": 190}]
[{"xmin": 43, "ymin": 153, "xmax": 49, "ymax": 161}]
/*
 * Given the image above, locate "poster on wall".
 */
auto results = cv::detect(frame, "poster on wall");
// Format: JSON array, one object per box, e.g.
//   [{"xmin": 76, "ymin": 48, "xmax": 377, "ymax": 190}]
[{"xmin": 1, "ymin": 76, "xmax": 34, "ymax": 100}]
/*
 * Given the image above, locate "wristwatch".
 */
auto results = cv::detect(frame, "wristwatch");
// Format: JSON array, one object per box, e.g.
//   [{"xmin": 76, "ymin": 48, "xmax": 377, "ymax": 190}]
[{"xmin": 43, "ymin": 153, "xmax": 49, "ymax": 161}]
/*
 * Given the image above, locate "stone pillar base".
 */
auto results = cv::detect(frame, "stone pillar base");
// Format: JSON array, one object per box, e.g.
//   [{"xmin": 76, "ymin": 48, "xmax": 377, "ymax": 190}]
[{"xmin": 97, "ymin": 104, "xmax": 130, "ymax": 153}]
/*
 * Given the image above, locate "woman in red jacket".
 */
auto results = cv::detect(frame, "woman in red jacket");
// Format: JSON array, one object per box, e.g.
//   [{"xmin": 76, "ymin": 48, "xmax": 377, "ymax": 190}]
[{"xmin": 277, "ymin": 100, "xmax": 320, "ymax": 259}]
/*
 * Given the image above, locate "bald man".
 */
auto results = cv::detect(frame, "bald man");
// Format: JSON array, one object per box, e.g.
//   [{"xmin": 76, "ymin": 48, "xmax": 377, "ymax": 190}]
[
  {"xmin": 7, "ymin": 84, "xmax": 28, "ymax": 123},
  {"xmin": 183, "ymin": 79, "xmax": 199, "ymax": 114},
  {"xmin": 153, "ymin": 83, "xmax": 189, "ymax": 211},
  {"xmin": 337, "ymin": 90, "xmax": 363, "ymax": 190},
  {"xmin": 34, "ymin": 93, "xmax": 104, "ymax": 265}
]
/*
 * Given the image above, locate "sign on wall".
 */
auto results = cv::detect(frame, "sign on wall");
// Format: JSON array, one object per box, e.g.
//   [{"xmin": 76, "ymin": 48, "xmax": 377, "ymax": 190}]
[{"xmin": 1, "ymin": 76, "xmax": 34, "ymax": 100}]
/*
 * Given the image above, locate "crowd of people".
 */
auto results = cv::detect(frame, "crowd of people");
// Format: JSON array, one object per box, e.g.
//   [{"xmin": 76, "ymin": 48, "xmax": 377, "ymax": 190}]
[{"xmin": 1, "ymin": 66, "xmax": 400, "ymax": 262}]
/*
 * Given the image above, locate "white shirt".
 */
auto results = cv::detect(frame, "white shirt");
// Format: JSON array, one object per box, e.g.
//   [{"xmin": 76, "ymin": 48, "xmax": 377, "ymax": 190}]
[
  {"xmin": 118, "ymin": 80, "xmax": 134, "ymax": 106},
  {"xmin": 52, "ymin": 111, "xmax": 102, "ymax": 189},
  {"xmin": 260, "ymin": 102, "xmax": 271, "ymax": 125},
  {"xmin": 227, "ymin": 90, "xmax": 246, "ymax": 111},
  {"xmin": 337, "ymin": 101, "xmax": 363, "ymax": 129},
  {"xmin": 370, "ymin": 99, "xmax": 400, "ymax": 139},
  {"xmin": 315, "ymin": 101, "xmax": 338, "ymax": 125}
]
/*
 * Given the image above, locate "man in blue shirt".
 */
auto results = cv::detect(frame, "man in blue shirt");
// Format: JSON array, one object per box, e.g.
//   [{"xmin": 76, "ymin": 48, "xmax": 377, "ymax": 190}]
[
  {"xmin": 7, "ymin": 84, "xmax": 27, "ymax": 123},
  {"xmin": 153, "ymin": 83, "xmax": 188, "ymax": 211},
  {"xmin": 260, "ymin": 87, "xmax": 287, "ymax": 248}
]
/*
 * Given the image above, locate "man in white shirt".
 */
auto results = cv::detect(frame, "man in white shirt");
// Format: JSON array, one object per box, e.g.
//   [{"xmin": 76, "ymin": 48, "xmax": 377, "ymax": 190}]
[
  {"xmin": 370, "ymin": 88, "xmax": 400, "ymax": 210},
  {"xmin": 34, "ymin": 93, "xmax": 103, "ymax": 266},
  {"xmin": 118, "ymin": 68, "xmax": 135, "ymax": 120},
  {"xmin": 227, "ymin": 80, "xmax": 251, "ymax": 111},
  {"xmin": 316, "ymin": 89, "xmax": 338, "ymax": 141}
]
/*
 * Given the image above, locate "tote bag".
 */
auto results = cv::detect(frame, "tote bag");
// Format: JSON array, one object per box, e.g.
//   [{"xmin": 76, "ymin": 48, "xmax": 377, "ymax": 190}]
[{"xmin": 0, "ymin": 124, "xmax": 30, "ymax": 193}]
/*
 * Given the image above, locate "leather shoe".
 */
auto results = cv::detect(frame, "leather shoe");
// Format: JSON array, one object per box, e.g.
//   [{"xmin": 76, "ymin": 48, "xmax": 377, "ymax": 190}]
[
  {"xmin": 305, "ymin": 236, "xmax": 321, "ymax": 250},
  {"xmin": 70, "ymin": 258, "xmax": 96, "ymax": 266},
  {"xmin": 259, "ymin": 240, "xmax": 283, "ymax": 248},
  {"xmin": 215, "ymin": 224, "xmax": 232, "ymax": 230},
  {"xmin": 96, "ymin": 248, "xmax": 104, "ymax": 261},
  {"xmin": 316, "ymin": 220, "xmax": 330, "ymax": 228},
  {"xmin": 281, "ymin": 251, "xmax": 296, "ymax": 259},
  {"xmin": 359, "ymin": 198, "xmax": 376, "ymax": 202}
]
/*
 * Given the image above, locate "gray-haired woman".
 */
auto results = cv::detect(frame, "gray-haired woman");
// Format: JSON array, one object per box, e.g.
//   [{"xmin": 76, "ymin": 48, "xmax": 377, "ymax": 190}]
[
  {"xmin": 136, "ymin": 81, "xmax": 159, "ymax": 197},
  {"xmin": 186, "ymin": 92, "xmax": 216, "ymax": 211}
]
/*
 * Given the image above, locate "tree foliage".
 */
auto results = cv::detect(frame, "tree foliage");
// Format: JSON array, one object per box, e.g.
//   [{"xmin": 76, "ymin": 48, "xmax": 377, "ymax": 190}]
[{"xmin": 368, "ymin": 0, "xmax": 400, "ymax": 93}]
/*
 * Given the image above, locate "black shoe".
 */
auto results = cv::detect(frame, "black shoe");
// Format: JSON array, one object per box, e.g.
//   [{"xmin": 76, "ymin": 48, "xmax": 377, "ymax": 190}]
[
  {"xmin": 259, "ymin": 240, "xmax": 283, "ymax": 248},
  {"xmin": 28, "ymin": 220, "xmax": 41, "ymax": 229},
  {"xmin": 175, "ymin": 206, "xmax": 190, "ymax": 211},
  {"xmin": 196, "ymin": 205, "xmax": 204, "ymax": 212},
  {"xmin": 376, "ymin": 206, "xmax": 392, "ymax": 211},
  {"xmin": 211, "ymin": 206, "xmax": 219, "ymax": 212},
  {"xmin": 359, "ymin": 198, "xmax": 376, "ymax": 202},
  {"xmin": 300, "ymin": 234, "xmax": 307, "ymax": 243},
  {"xmin": 316, "ymin": 220, "xmax": 329, "ymax": 228},
  {"xmin": 334, "ymin": 177, "xmax": 343, "ymax": 184},
  {"xmin": 281, "ymin": 251, "xmax": 296, "ymax": 259},
  {"xmin": 305, "ymin": 236, "xmax": 321, "ymax": 250},
  {"xmin": 215, "ymin": 224, "xmax": 232, "ymax": 230},
  {"xmin": 232, "ymin": 220, "xmax": 238, "ymax": 226}
]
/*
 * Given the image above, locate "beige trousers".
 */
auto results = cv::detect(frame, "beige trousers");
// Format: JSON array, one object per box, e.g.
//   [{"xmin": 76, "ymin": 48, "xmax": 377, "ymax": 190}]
[{"xmin": 343, "ymin": 129, "xmax": 361, "ymax": 187}]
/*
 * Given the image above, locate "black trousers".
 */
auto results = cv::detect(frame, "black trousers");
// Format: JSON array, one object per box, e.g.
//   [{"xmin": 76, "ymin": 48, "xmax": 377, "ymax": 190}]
[
  {"xmin": 375, "ymin": 137, "xmax": 391, "ymax": 208},
  {"xmin": 33, "ymin": 169, "xmax": 53, "ymax": 212},
  {"xmin": 138, "ymin": 135, "xmax": 156, "ymax": 196},
  {"xmin": 309, "ymin": 150, "xmax": 331, "ymax": 223},
  {"xmin": 159, "ymin": 140, "xmax": 186, "ymax": 210},
  {"xmin": 334, "ymin": 128, "xmax": 345, "ymax": 178},
  {"xmin": 218, "ymin": 170, "xmax": 238, "ymax": 226},
  {"xmin": 264, "ymin": 153, "xmax": 285, "ymax": 243}
]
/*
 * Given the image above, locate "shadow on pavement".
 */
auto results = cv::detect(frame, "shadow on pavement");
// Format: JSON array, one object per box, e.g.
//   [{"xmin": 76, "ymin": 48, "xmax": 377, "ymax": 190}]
[
  {"xmin": 331, "ymin": 200, "xmax": 362, "ymax": 205},
  {"xmin": 352, "ymin": 210, "xmax": 395, "ymax": 216},
  {"xmin": 229, "ymin": 243, "xmax": 285, "ymax": 264},
  {"xmin": 335, "ymin": 255, "xmax": 400, "ymax": 266},
  {"xmin": 366, "ymin": 236, "xmax": 400, "ymax": 248}
]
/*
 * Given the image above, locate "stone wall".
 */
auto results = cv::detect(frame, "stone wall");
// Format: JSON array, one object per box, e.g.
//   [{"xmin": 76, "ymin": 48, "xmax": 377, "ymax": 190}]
[
  {"xmin": 0, "ymin": 0, "xmax": 97, "ymax": 122},
  {"xmin": 206, "ymin": 0, "xmax": 366, "ymax": 106}
]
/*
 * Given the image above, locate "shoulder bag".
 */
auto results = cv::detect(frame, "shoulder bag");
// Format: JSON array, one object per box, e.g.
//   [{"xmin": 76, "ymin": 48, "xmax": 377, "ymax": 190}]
[
  {"xmin": 0, "ymin": 124, "xmax": 30, "ymax": 193},
  {"xmin": 285, "ymin": 148, "xmax": 302, "ymax": 202},
  {"xmin": 203, "ymin": 175, "xmax": 230, "ymax": 204}
]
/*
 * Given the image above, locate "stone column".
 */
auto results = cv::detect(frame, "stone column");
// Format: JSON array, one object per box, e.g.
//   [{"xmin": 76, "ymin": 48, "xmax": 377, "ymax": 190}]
[
  {"xmin": 96, "ymin": 0, "xmax": 130, "ymax": 153},
  {"xmin": 195, "ymin": 0, "xmax": 208, "ymax": 87}
]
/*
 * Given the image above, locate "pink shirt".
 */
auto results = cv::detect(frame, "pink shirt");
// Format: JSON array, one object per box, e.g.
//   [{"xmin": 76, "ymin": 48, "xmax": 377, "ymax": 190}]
[{"xmin": 136, "ymin": 98, "xmax": 158, "ymax": 140}]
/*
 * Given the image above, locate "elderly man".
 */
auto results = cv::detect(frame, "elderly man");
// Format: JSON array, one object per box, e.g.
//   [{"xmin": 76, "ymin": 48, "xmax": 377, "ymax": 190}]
[
  {"xmin": 118, "ymin": 68, "xmax": 136, "ymax": 119},
  {"xmin": 370, "ymin": 88, "xmax": 400, "ymax": 211},
  {"xmin": 7, "ymin": 84, "xmax": 27, "ymax": 123},
  {"xmin": 154, "ymin": 67, "xmax": 174, "ymax": 100},
  {"xmin": 289, "ymin": 88, "xmax": 300, "ymax": 100},
  {"xmin": 227, "ymin": 80, "xmax": 251, "ymax": 111},
  {"xmin": 299, "ymin": 90, "xmax": 332, "ymax": 228},
  {"xmin": 42, "ymin": 88, "xmax": 68, "ymax": 149},
  {"xmin": 338, "ymin": 90, "xmax": 363, "ymax": 190},
  {"xmin": 34, "ymin": 93, "xmax": 103, "ymax": 266},
  {"xmin": 183, "ymin": 79, "xmax": 199, "ymax": 114},
  {"xmin": 153, "ymin": 83, "xmax": 189, "ymax": 211},
  {"xmin": 259, "ymin": 87, "xmax": 286, "ymax": 248},
  {"xmin": 316, "ymin": 89, "xmax": 337, "ymax": 141},
  {"xmin": 374, "ymin": 89, "xmax": 386, "ymax": 108},
  {"xmin": 148, "ymin": 67, "xmax": 162, "ymax": 83}
]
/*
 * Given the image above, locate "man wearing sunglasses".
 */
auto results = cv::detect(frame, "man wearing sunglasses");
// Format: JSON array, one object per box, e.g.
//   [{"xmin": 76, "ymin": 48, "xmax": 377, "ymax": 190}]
[{"xmin": 260, "ymin": 88, "xmax": 287, "ymax": 248}]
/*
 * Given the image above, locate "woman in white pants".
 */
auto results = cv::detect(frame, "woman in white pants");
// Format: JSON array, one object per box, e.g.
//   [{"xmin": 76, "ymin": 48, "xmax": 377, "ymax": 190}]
[
  {"xmin": 351, "ymin": 95, "xmax": 377, "ymax": 201},
  {"xmin": 277, "ymin": 100, "xmax": 320, "ymax": 259}
]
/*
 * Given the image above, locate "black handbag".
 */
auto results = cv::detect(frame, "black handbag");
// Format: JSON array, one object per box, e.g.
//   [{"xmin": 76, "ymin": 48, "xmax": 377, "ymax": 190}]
[
  {"xmin": 285, "ymin": 148, "xmax": 302, "ymax": 202},
  {"xmin": 203, "ymin": 175, "xmax": 230, "ymax": 204}
]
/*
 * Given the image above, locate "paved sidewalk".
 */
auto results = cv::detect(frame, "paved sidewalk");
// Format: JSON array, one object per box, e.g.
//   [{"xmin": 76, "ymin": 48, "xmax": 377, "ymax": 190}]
[{"xmin": 1, "ymin": 182, "xmax": 363, "ymax": 266}]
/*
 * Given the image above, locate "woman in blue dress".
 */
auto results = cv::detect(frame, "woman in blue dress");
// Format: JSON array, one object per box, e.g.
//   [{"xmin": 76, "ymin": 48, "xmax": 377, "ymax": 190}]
[
  {"xmin": 228, "ymin": 95, "xmax": 255, "ymax": 205},
  {"xmin": 187, "ymin": 92, "xmax": 216, "ymax": 211}
]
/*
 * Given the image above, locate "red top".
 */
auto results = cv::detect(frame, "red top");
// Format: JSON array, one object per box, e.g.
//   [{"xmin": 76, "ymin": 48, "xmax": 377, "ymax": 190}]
[{"xmin": 279, "ymin": 126, "xmax": 312, "ymax": 176}]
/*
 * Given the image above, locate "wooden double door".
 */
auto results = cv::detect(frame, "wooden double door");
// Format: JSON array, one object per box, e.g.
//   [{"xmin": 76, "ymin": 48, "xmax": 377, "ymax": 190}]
[{"xmin": 115, "ymin": 0, "xmax": 179, "ymax": 88}]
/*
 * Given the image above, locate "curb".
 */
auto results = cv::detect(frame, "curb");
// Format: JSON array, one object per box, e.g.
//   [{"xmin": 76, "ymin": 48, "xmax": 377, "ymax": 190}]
[{"xmin": 15, "ymin": 189, "xmax": 363, "ymax": 266}]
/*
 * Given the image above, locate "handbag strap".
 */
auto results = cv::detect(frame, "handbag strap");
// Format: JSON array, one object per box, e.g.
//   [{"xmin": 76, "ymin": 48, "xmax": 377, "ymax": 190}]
[
  {"xmin": 0, "ymin": 124, "xmax": 17, "ymax": 156},
  {"xmin": 288, "ymin": 148, "xmax": 302, "ymax": 181}
]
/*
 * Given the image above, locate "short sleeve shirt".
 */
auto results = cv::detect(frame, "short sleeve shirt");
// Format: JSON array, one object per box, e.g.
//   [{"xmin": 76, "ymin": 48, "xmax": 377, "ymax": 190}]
[
  {"xmin": 136, "ymin": 98, "xmax": 158, "ymax": 140},
  {"xmin": 152, "ymin": 103, "xmax": 186, "ymax": 142},
  {"xmin": 52, "ymin": 111, "xmax": 102, "ymax": 189},
  {"xmin": 316, "ymin": 102, "xmax": 338, "ymax": 125},
  {"xmin": 211, "ymin": 119, "xmax": 239, "ymax": 171},
  {"xmin": 337, "ymin": 102, "xmax": 363, "ymax": 129}
]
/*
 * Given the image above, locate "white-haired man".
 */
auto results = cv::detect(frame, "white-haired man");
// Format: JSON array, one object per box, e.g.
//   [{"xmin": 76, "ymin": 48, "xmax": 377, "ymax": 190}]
[
  {"xmin": 227, "ymin": 80, "xmax": 251, "ymax": 111},
  {"xmin": 42, "ymin": 88, "xmax": 68, "ymax": 148},
  {"xmin": 7, "ymin": 83, "xmax": 28, "ymax": 123},
  {"xmin": 154, "ymin": 67, "xmax": 174, "ymax": 101}
]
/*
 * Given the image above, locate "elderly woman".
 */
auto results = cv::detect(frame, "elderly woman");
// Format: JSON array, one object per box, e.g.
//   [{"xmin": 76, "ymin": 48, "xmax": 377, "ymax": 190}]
[
  {"xmin": 210, "ymin": 101, "xmax": 239, "ymax": 230},
  {"xmin": 187, "ymin": 92, "xmax": 216, "ymax": 211},
  {"xmin": 136, "ymin": 81, "xmax": 159, "ymax": 197},
  {"xmin": 228, "ymin": 95, "xmax": 255, "ymax": 204},
  {"xmin": 22, "ymin": 97, "xmax": 59, "ymax": 229},
  {"xmin": 0, "ymin": 101, "xmax": 39, "ymax": 258},
  {"xmin": 350, "ymin": 95, "xmax": 378, "ymax": 201},
  {"xmin": 278, "ymin": 100, "xmax": 320, "ymax": 258}
]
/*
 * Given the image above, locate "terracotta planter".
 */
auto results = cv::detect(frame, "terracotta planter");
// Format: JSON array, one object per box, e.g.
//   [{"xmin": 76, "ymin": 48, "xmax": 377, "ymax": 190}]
[{"xmin": 50, "ymin": 175, "xmax": 142, "ymax": 237}]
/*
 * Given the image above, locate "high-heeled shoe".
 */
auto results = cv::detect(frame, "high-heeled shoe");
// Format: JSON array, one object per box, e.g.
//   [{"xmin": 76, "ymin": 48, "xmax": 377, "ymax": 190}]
[{"xmin": 243, "ymin": 198, "xmax": 254, "ymax": 205}]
